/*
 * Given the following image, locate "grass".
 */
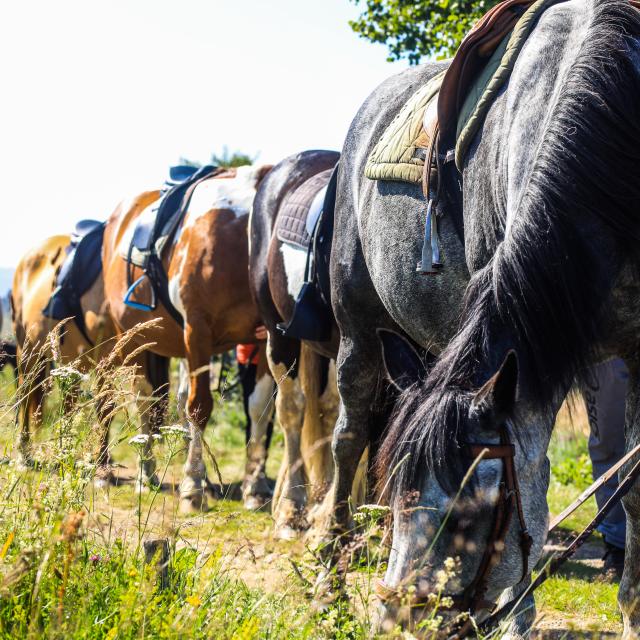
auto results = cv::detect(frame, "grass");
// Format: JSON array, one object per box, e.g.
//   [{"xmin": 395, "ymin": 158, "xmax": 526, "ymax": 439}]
[{"xmin": 0, "ymin": 340, "xmax": 625, "ymax": 638}]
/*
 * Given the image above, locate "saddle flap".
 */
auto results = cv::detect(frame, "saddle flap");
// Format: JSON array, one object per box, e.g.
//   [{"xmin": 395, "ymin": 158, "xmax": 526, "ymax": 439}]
[{"xmin": 43, "ymin": 220, "xmax": 106, "ymax": 335}]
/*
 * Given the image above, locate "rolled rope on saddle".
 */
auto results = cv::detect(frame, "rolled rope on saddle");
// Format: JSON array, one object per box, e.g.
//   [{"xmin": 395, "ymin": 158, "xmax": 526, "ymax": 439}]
[{"xmin": 364, "ymin": 0, "xmax": 564, "ymax": 185}]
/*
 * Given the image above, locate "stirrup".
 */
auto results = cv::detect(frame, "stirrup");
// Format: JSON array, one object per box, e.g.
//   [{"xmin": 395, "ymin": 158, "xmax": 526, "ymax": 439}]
[
  {"xmin": 416, "ymin": 199, "xmax": 443, "ymax": 275},
  {"xmin": 124, "ymin": 273, "xmax": 157, "ymax": 312}
]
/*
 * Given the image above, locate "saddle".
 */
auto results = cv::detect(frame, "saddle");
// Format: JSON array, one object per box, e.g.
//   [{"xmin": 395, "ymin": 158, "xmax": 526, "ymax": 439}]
[
  {"xmin": 43, "ymin": 219, "xmax": 106, "ymax": 345},
  {"xmin": 276, "ymin": 164, "xmax": 339, "ymax": 342},
  {"xmin": 123, "ymin": 164, "xmax": 219, "ymax": 325}
]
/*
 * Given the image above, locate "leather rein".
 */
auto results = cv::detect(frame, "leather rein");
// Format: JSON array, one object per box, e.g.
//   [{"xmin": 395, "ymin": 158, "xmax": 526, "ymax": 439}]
[{"xmin": 376, "ymin": 428, "xmax": 640, "ymax": 638}]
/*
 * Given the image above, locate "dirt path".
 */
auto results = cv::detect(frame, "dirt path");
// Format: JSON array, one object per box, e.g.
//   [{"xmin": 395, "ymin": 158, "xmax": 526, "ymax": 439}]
[{"xmin": 86, "ymin": 463, "xmax": 622, "ymax": 639}]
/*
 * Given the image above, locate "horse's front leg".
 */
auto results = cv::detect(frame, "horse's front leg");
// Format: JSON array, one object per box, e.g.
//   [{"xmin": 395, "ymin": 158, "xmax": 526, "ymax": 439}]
[
  {"xmin": 619, "ymin": 365, "xmax": 640, "ymax": 638},
  {"xmin": 242, "ymin": 366, "xmax": 276, "ymax": 510},
  {"xmin": 269, "ymin": 344, "xmax": 307, "ymax": 538},
  {"xmin": 179, "ymin": 336, "xmax": 213, "ymax": 514},
  {"xmin": 497, "ymin": 578, "xmax": 536, "ymax": 640},
  {"xmin": 331, "ymin": 334, "xmax": 378, "ymax": 534}
]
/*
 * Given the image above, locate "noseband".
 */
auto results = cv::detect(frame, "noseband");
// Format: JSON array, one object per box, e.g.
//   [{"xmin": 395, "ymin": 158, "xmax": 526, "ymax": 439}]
[{"xmin": 376, "ymin": 424, "xmax": 532, "ymax": 620}]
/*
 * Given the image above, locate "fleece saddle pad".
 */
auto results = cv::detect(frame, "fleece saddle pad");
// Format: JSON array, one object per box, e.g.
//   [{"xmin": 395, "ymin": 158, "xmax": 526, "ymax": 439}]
[
  {"xmin": 126, "ymin": 164, "xmax": 219, "ymax": 269},
  {"xmin": 43, "ymin": 219, "xmax": 105, "ymax": 341},
  {"xmin": 276, "ymin": 168, "xmax": 334, "ymax": 249},
  {"xmin": 365, "ymin": 0, "xmax": 556, "ymax": 183}
]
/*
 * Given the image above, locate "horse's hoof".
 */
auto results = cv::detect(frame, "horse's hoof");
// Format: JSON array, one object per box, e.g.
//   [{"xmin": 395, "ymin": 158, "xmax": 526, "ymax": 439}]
[
  {"xmin": 15, "ymin": 456, "xmax": 36, "ymax": 472},
  {"xmin": 94, "ymin": 472, "xmax": 114, "ymax": 490},
  {"xmin": 135, "ymin": 472, "xmax": 161, "ymax": 494},
  {"xmin": 179, "ymin": 492, "xmax": 208, "ymax": 514},
  {"xmin": 274, "ymin": 524, "xmax": 301, "ymax": 540},
  {"xmin": 243, "ymin": 495, "xmax": 271, "ymax": 511}
]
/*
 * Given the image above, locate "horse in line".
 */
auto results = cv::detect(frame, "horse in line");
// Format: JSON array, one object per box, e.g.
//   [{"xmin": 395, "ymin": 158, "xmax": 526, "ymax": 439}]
[
  {"xmin": 102, "ymin": 164, "xmax": 276, "ymax": 512},
  {"xmin": 328, "ymin": 1, "xmax": 640, "ymax": 636},
  {"xmin": 249, "ymin": 149, "xmax": 353, "ymax": 538},
  {"xmin": 11, "ymin": 233, "xmax": 169, "ymax": 487}
]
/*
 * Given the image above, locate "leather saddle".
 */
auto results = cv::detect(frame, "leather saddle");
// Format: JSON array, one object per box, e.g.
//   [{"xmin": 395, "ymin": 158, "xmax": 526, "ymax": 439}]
[
  {"xmin": 276, "ymin": 163, "xmax": 339, "ymax": 342},
  {"xmin": 123, "ymin": 164, "xmax": 219, "ymax": 325},
  {"xmin": 43, "ymin": 219, "xmax": 106, "ymax": 345}
]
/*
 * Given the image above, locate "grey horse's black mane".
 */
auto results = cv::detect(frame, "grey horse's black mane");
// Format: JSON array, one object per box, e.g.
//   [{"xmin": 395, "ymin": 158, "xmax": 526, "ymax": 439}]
[{"xmin": 378, "ymin": 0, "xmax": 640, "ymax": 497}]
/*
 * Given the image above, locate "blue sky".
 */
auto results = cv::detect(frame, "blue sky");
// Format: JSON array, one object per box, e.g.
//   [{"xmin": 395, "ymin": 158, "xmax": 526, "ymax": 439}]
[{"xmin": 0, "ymin": 0, "xmax": 407, "ymax": 268}]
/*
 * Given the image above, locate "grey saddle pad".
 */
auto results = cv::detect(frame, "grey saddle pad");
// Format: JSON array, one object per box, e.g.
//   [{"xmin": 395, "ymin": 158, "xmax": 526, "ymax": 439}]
[{"xmin": 276, "ymin": 168, "xmax": 334, "ymax": 249}]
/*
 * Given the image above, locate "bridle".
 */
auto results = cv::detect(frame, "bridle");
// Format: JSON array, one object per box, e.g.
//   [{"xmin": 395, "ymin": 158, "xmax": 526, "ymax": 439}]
[
  {"xmin": 452, "ymin": 425, "xmax": 533, "ymax": 614},
  {"xmin": 376, "ymin": 429, "xmax": 640, "ymax": 638},
  {"xmin": 376, "ymin": 423, "xmax": 531, "ymax": 621}
]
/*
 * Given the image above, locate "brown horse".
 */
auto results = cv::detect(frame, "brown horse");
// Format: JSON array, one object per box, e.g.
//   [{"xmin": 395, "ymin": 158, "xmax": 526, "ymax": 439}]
[
  {"xmin": 11, "ymin": 234, "xmax": 115, "ymax": 478},
  {"xmin": 249, "ymin": 150, "xmax": 366, "ymax": 538},
  {"xmin": 102, "ymin": 164, "xmax": 273, "ymax": 512}
]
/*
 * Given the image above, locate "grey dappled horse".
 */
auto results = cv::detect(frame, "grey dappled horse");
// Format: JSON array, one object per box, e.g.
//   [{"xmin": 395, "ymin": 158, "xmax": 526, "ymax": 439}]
[{"xmin": 330, "ymin": 1, "xmax": 640, "ymax": 636}]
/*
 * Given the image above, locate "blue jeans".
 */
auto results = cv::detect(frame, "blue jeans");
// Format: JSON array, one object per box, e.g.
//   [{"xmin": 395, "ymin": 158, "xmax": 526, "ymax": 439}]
[{"xmin": 582, "ymin": 358, "xmax": 628, "ymax": 550}]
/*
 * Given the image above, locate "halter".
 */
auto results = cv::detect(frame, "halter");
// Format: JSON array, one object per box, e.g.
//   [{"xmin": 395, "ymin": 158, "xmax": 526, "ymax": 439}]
[
  {"xmin": 376, "ymin": 431, "xmax": 640, "ymax": 638},
  {"xmin": 375, "ymin": 423, "xmax": 532, "ymax": 630}
]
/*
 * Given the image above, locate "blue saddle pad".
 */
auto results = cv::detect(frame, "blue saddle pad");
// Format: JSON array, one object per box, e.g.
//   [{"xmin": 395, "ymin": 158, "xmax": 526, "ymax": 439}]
[{"xmin": 43, "ymin": 220, "xmax": 106, "ymax": 341}]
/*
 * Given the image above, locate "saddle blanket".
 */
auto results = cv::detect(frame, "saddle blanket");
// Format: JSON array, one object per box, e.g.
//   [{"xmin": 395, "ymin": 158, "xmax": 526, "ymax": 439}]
[
  {"xmin": 365, "ymin": 0, "xmax": 555, "ymax": 183},
  {"xmin": 276, "ymin": 168, "xmax": 334, "ymax": 249},
  {"xmin": 43, "ymin": 219, "xmax": 105, "ymax": 339}
]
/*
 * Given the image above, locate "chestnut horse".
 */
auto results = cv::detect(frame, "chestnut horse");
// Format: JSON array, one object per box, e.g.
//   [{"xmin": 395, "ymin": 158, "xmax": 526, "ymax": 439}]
[
  {"xmin": 13, "ymin": 235, "xmax": 108, "ymax": 480},
  {"xmin": 102, "ymin": 164, "xmax": 274, "ymax": 512},
  {"xmin": 11, "ymin": 234, "xmax": 170, "ymax": 488}
]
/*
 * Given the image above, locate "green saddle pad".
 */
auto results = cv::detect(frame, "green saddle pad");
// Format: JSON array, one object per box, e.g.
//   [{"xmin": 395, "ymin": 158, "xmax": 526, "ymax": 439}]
[{"xmin": 364, "ymin": 0, "xmax": 555, "ymax": 184}]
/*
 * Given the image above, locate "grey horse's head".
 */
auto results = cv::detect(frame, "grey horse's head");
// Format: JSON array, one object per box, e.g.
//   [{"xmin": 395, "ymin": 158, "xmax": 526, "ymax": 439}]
[{"xmin": 375, "ymin": 330, "xmax": 554, "ymax": 632}]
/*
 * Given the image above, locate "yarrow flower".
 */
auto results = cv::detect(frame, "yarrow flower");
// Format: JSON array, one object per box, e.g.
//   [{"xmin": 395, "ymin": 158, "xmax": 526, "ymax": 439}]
[
  {"xmin": 128, "ymin": 434, "xmax": 150, "ymax": 446},
  {"xmin": 50, "ymin": 366, "xmax": 88, "ymax": 383},
  {"xmin": 160, "ymin": 425, "xmax": 190, "ymax": 436},
  {"xmin": 353, "ymin": 503, "xmax": 390, "ymax": 524}
]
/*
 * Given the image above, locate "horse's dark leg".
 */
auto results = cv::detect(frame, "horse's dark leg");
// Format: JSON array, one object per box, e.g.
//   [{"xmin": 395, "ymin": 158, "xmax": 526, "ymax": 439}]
[
  {"xmin": 93, "ymin": 389, "xmax": 115, "ymax": 488},
  {"xmin": 132, "ymin": 372, "xmax": 160, "ymax": 492},
  {"xmin": 619, "ymin": 363, "xmax": 640, "ymax": 638},
  {"xmin": 331, "ymin": 334, "xmax": 379, "ymax": 532},
  {"xmin": 242, "ymin": 364, "xmax": 276, "ymax": 510}
]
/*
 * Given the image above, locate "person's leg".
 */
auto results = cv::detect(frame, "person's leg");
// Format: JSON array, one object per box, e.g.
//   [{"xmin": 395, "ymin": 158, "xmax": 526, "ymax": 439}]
[
  {"xmin": 239, "ymin": 362, "xmax": 257, "ymax": 446},
  {"xmin": 584, "ymin": 358, "xmax": 628, "ymax": 559}
]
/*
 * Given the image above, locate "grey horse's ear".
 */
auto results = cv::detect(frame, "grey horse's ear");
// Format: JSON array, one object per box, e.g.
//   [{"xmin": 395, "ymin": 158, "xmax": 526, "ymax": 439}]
[
  {"xmin": 470, "ymin": 350, "xmax": 519, "ymax": 422},
  {"xmin": 377, "ymin": 329, "xmax": 431, "ymax": 391}
]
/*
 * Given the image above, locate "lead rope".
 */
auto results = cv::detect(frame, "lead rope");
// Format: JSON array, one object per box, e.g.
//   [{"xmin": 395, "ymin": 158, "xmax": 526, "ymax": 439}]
[{"xmin": 475, "ymin": 449, "xmax": 640, "ymax": 638}]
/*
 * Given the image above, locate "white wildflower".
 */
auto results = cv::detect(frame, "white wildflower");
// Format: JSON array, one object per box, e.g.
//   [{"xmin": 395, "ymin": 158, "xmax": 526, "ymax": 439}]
[
  {"xmin": 50, "ymin": 366, "xmax": 88, "ymax": 383},
  {"xmin": 160, "ymin": 424, "xmax": 190, "ymax": 436}
]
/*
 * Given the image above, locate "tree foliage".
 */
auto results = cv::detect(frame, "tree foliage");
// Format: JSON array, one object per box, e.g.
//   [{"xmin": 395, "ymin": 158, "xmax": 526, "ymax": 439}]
[
  {"xmin": 211, "ymin": 146, "xmax": 255, "ymax": 168},
  {"xmin": 349, "ymin": 0, "xmax": 500, "ymax": 63},
  {"xmin": 178, "ymin": 146, "xmax": 255, "ymax": 169}
]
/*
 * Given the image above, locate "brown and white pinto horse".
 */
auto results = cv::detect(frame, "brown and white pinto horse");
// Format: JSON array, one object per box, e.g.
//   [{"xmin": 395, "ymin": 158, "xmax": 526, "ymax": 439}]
[
  {"xmin": 102, "ymin": 164, "xmax": 274, "ymax": 512},
  {"xmin": 249, "ymin": 150, "xmax": 366, "ymax": 538}
]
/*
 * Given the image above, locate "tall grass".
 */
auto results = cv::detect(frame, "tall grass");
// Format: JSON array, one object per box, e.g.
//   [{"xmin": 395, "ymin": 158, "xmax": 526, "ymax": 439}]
[{"xmin": 0, "ymin": 326, "xmax": 622, "ymax": 638}]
